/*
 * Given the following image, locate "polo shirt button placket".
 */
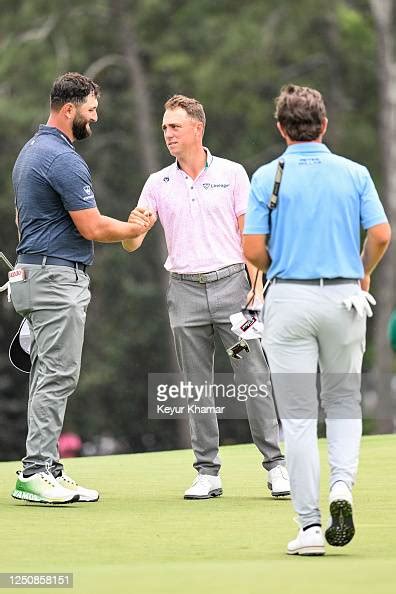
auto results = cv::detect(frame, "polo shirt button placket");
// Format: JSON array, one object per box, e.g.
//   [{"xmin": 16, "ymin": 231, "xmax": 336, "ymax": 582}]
[{"xmin": 186, "ymin": 180, "xmax": 195, "ymax": 202}]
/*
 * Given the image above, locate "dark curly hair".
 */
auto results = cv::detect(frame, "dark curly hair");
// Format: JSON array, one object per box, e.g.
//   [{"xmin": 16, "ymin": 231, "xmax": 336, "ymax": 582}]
[
  {"xmin": 274, "ymin": 84, "xmax": 326, "ymax": 141},
  {"xmin": 50, "ymin": 72, "xmax": 100, "ymax": 111}
]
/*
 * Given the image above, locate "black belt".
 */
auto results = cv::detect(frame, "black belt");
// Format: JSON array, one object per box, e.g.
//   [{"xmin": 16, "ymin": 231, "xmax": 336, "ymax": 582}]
[
  {"xmin": 17, "ymin": 255, "xmax": 87, "ymax": 272},
  {"xmin": 272, "ymin": 278, "xmax": 359, "ymax": 286}
]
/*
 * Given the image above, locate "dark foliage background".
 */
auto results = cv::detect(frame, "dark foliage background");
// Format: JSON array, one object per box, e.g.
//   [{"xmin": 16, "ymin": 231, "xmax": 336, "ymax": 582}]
[{"xmin": 0, "ymin": 0, "xmax": 395, "ymax": 460}]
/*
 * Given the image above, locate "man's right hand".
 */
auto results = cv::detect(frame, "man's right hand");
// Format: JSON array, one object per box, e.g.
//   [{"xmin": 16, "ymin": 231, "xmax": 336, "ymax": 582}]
[
  {"xmin": 124, "ymin": 207, "xmax": 156, "ymax": 239},
  {"xmin": 128, "ymin": 207, "xmax": 156, "ymax": 230},
  {"xmin": 121, "ymin": 208, "xmax": 157, "ymax": 250}
]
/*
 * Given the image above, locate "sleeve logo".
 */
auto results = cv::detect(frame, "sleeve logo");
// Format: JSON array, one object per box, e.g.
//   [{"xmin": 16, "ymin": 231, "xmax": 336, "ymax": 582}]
[{"xmin": 82, "ymin": 185, "xmax": 95, "ymax": 200}]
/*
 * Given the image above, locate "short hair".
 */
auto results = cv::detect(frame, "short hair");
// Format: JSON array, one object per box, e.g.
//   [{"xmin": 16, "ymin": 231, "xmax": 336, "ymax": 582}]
[
  {"xmin": 164, "ymin": 94, "xmax": 206, "ymax": 126},
  {"xmin": 50, "ymin": 72, "xmax": 100, "ymax": 111},
  {"xmin": 274, "ymin": 84, "xmax": 326, "ymax": 141}
]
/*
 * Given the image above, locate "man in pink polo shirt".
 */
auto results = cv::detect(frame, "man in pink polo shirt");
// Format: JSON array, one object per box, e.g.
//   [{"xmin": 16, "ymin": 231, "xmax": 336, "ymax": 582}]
[{"xmin": 123, "ymin": 95, "xmax": 289, "ymax": 499}]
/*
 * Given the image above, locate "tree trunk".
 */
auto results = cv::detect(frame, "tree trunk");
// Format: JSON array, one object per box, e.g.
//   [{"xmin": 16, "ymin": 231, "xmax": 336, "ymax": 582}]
[
  {"xmin": 369, "ymin": 0, "xmax": 396, "ymax": 432},
  {"xmin": 320, "ymin": 3, "xmax": 347, "ymax": 148}
]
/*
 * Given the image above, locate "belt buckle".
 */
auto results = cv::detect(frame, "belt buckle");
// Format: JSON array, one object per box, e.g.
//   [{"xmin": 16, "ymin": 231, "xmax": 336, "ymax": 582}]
[{"xmin": 198, "ymin": 273, "xmax": 206, "ymax": 284}]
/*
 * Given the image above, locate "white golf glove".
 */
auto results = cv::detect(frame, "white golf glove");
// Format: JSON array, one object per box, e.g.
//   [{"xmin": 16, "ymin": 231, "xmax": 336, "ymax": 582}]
[
  {"xmin": 230, "ymin": 312, "xmax": 264, "ymax": 340},
  {"xmin": 342, "ymin": 291, "xmax": 376, "ymax": 318}
]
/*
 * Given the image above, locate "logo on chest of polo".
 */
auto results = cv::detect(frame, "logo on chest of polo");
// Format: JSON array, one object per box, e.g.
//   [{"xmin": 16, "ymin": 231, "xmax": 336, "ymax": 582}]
[{"xmin": 202, "ymin": 183, "xmax": 230, "ymax": 190}]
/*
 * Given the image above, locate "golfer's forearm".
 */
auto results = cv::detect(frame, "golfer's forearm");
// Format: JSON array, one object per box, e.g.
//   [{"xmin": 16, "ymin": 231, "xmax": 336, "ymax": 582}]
[
  {"xmin": 243, "ymin": 237, "xmax": 270, "ymax": 272},
  {"xmin": 242, "ymin": 233, "xmax": 270, "ymax": 272},
  {"xmin": 361, "ymin": 241, "xmax": 389, "ymax": 275},
  {"xmin": 245, "ymin": 261, "xmax": 263, "ymax": 293},
  {"xmin": 361, "ymin": 225, "xmax": 391, "ymax": 275},
  {"xmin": 92, "ymin": 216, "xmax": 146, "ymax": 243},
  {"xmin": 249, "ymin": 255, "xmax": 269, "ymax": 272},
  {"xmin": 122, "ymin": 233, "xmax": 146, "ymax": 252}
]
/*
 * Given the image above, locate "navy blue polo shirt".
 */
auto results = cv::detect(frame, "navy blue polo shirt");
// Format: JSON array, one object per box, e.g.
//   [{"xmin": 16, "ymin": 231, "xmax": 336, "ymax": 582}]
[
  {"xmin": 244, "ymin": 143, "xmax": 388, "ymax": 279},
  {"xmin": 12, "ymin": 125, "xmax": 97, "ymax": 265}
]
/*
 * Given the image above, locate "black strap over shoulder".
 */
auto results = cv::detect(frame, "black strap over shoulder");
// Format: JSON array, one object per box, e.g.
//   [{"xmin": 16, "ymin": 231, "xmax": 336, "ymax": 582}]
[
  {"xmin": 268, "ymin": 159, "xmax": 285, "ymax": 236},
  {"xmin": 268, "ymin": 159, "xmax": 285, "ymax": 210}
]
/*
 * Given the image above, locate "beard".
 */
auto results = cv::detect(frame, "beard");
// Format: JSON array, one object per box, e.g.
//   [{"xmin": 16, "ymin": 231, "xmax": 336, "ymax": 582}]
[{"xmin": 72, "ymin": 113, "xmax": 92, "ymax": 141}]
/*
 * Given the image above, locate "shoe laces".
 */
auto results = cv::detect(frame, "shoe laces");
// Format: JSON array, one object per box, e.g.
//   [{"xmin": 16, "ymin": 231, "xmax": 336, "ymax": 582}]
[
  {"xmin": 38, "ymin": 472, "xmax": 58, "ymax": 488},
  {"xmin": 59, "ymin": 473, "xmax": 78, "ymax": 487}
]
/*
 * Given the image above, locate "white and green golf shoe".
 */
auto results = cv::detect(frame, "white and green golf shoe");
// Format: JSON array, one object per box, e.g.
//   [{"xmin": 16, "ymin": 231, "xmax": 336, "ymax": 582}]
[{"xmin": 12, "ymin": 471, "xmax": 79, "ymax": 504}]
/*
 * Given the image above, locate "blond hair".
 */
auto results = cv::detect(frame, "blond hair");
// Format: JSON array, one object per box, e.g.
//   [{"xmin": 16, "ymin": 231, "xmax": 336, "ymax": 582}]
[{"xmin": 164, "ymin": 94, "xmax": 206, "ymax": 127}]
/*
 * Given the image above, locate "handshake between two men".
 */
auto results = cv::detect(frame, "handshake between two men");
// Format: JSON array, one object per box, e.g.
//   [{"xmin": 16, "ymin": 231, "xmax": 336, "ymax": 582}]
[
  {"xmin": 122, "ymin": 207, "xmax": 156, "ymax": 253},
  {"xmin": 127, "ymin": 206, "xmax": 156, "ymax": 235}
]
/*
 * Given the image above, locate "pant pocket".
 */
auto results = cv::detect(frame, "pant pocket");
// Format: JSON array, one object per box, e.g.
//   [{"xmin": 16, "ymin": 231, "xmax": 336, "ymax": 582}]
[{"xmin": 10, "ymin": 280, "xmax": 31, "ymax": 316}]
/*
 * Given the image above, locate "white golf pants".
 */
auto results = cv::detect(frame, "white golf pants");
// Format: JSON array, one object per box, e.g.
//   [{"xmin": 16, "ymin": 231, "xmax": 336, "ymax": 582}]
[{"xmin": 262, "ymin": 281, "xmax": 365, "ymax": 528}]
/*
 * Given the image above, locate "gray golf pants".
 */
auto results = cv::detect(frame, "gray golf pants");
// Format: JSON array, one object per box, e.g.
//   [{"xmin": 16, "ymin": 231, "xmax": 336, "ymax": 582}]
[
  {"xmin": 262, "ymin": 281, "xmax": 366, "ymax": 528},
  {"xmin": 167, "ymin": 267, "xmax": 284, "ymax": 476},
  {"xmin": 10, "ymin": 264, "xmax": 90, "ymax": 476}
]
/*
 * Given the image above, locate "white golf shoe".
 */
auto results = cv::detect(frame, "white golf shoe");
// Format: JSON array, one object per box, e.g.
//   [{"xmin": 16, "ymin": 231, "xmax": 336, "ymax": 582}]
[
  {"xmin": 184, "ymin": 474, "xmax": 222, "ymax": 499},
  {"xmin": 12, "ymin": 471, "xmax": 79, "ymax": 504},
  {"xmin": 287, "ymin": 525, "xmax": 325, "ymax": 556},
  {"xmin": 267, "ymin": 465, "xmax": 290, "ymax": 497},
  {"xmin": 56, "ymin": 473, "xmax": 99, "ymax": 502},
  {"xmin": 325, "ymin": 481, "xmax": 355, "ymax": 547}
]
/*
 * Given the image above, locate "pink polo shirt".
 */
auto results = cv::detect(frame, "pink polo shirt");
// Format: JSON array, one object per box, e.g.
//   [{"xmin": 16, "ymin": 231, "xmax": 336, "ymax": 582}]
[{"xmin": 137, "ymin": 149, "xmax": 250, "ymax": 273}]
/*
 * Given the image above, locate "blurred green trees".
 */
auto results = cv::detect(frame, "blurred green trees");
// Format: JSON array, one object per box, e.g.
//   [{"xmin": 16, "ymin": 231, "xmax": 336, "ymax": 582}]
[{"xmin": 0, "ymin": 0, "xmax": 393, "ymax": 460}]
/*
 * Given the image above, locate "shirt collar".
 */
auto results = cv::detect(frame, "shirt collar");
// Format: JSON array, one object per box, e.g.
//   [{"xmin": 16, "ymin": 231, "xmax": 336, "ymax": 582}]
[
  {"xmin": 204, "ymin": 147, "xmax": 214, "ymax": 167},
  {"xmin": 283, "ymin": 142, "xmax": 331, "ymax": 155},
  {"xmin": 175, "ymin": 147, "xmax": 214, "ymax": 172},
  {"xmin": 37, "ymin": 125, "xmax": 75, "ymax": 149}
]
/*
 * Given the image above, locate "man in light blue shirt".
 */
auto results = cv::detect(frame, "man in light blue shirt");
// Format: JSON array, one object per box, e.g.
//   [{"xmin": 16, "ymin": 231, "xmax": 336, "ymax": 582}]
[
  {"xmin": 243, "ymin": 84, "xmax": 390, "ymax": 556},
  {"xmin": 246, "ymin": 141, "xmax": 387, "ymax": 281}
]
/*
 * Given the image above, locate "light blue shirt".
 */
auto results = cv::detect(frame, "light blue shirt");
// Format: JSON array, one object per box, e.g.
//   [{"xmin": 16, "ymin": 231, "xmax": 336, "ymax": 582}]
[{"xmin": 244, "ymin": 143, "xmax": 388, "ymax": 280}]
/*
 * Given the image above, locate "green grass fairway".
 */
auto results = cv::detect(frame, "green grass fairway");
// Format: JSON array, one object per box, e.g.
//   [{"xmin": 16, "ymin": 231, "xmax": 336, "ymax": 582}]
[{"xmin": 0, "ymin": 435, "xmax": 395, "ymax": 594}]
